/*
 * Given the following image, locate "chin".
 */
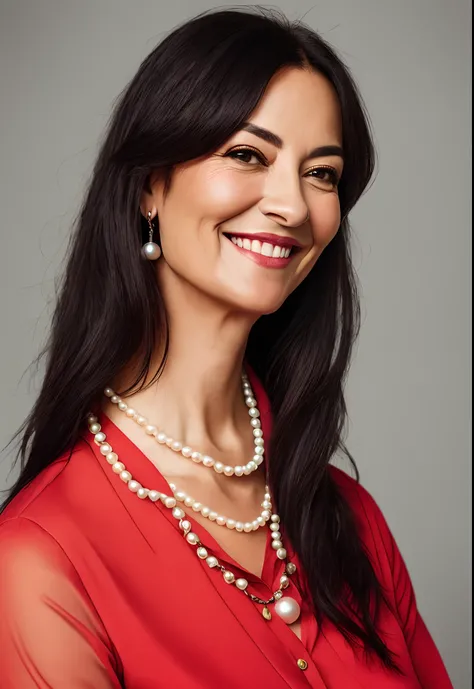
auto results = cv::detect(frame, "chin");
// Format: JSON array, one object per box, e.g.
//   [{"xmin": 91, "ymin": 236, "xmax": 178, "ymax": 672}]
[{"xmin": 225, "ymin": 288, "xmax": 289, "ymax": 316}]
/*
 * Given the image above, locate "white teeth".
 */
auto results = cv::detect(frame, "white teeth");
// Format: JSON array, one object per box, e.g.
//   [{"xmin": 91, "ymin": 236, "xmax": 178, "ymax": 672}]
[{"xmin": 229, "ymin": 235, "xmax": 292, "ymax": 258}]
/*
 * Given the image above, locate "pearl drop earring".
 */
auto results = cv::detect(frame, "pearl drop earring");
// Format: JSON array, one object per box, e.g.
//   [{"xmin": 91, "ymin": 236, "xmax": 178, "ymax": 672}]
[{"xmin": 141, "ymin": 211, "xmax": 162, "ymax": 260}]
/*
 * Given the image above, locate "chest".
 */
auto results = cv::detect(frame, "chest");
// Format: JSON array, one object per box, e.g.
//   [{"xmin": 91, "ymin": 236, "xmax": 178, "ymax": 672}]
[{"xmin": 179, "ymin": 504, "xmax": 303, "ymax": 641}]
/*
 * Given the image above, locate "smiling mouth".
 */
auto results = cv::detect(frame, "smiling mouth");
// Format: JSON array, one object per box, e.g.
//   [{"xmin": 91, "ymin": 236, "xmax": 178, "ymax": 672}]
[{"xmin": 223, "ymin": 233, "xmax": 300, "ymax": 259}]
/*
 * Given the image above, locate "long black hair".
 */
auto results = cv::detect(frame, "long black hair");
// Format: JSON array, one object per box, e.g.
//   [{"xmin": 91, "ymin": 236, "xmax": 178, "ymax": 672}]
[{"xmin": 1, "ymin": 6, "xmax": 403, "ymax": 674}]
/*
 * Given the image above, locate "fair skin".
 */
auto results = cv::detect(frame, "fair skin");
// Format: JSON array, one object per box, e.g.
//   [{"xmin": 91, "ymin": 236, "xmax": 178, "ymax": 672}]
[{"xmin": 102, "ymin": 65, "xmax": 343, "ymax": 640}]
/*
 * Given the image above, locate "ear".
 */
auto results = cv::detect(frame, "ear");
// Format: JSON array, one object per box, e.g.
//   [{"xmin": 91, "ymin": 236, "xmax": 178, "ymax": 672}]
[{"xmin": 139, "ymin": 170, "xmax": 164, "ymax": 218}]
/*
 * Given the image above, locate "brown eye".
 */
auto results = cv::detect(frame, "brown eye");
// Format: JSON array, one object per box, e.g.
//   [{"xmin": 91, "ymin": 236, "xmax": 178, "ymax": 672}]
[
  {"xmin": 307, "ymin": 166, "xmax": 340, "ymax": 187},
  {"xmin": 226, "ymin": 147, "xmax": 266, "ymax": 165}
]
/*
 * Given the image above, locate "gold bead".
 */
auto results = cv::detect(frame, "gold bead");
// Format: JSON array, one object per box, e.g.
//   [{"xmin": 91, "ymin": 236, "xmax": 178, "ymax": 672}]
[
  {"xmin": 262, "ymin": 606, "xmax": 272, "ymax": 620},
  {"xmin": 297, "ymin": 659, "xmax": 308, "ymax": 670}
]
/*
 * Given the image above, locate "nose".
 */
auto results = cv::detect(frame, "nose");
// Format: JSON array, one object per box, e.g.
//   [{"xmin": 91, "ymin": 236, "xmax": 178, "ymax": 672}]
[{"xmin": 257, "ymin": 170, "xmax": 310, "ymax": 227}]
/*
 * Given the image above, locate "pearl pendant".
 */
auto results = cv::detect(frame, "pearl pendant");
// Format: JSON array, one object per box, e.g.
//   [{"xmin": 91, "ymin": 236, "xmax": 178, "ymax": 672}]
[
  {"xmin": 274, "ymin": 596, "xmax": 301, "ymax": 625},
  {"xmin": 141, "ymin": 241, "xmax": 161, "ymax": 260}
]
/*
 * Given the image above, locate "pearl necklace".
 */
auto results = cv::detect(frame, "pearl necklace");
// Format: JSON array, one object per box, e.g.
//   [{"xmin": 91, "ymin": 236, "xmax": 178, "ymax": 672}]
[
  {"xmin": 86, "ymin": 412, "xmax": 302, "ymax": 625},
  {"xmin": 103, "ymin": 372, "xmax": 264, "ymax": 478}
]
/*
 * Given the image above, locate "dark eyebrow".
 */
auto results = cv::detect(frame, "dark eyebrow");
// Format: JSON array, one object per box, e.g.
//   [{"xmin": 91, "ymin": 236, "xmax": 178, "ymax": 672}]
[{"xmin": 241, "ymin": 122, "xmax": 344, "ymax": 161}]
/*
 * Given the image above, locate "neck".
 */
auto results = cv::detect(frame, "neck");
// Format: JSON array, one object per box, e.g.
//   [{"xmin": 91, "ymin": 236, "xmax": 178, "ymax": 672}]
[{"xmin": 105, "ymin": 271, "xmax": 260, "ymax": 452}]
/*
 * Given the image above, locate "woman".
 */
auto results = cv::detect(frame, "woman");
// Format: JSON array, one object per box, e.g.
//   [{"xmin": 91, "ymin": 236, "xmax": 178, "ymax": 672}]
[{"xmin": 0, "ymin": 7, "xmax": 453, "ymax": 688}]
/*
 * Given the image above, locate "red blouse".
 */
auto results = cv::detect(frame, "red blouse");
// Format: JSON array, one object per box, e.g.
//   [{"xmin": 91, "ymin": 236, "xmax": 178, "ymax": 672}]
[{"xmin": 0, "ymin": 368, "xmax": 453, "ymax": 688}]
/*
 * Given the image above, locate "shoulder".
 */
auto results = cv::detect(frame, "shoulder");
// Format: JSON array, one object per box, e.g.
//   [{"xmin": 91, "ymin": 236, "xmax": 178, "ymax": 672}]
[
  {"xmin": 327, "ymin": 464, "xmax": 398, "ymax": 577},
  {"xmin": 0, "ymin": 435, "xmax": 103, "ymax": 539}
]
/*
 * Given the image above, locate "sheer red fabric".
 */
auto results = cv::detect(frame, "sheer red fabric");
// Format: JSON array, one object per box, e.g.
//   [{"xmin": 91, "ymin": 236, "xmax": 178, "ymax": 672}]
[{"xmin": 0, "ymin": 368, "xmax": 453, "ymax": 688}]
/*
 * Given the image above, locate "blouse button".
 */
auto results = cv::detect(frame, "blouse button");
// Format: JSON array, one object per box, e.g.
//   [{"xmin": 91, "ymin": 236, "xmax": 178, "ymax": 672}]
[{"xmin": 297, "ymin": 658, "xmax": 308, "ymax": 670}]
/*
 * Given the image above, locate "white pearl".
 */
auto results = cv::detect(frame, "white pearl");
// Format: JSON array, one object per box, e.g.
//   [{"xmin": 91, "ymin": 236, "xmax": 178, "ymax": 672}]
[
  {"xmin": 252, "ymin": 520, "xmax": 259, "ymax": 530},
  {"xmin": 197, "ymin": 547, "xmax": 208, "ymax": 559},
  {"xmin": 171, "ymin": 441, "xmax": 182, "ymax": 452},
  {"xmin": 148, "ymin": 490, "xmax": 161, "ymax": 502},
  {"xmin": 245, "ymin": 396, "xmax": 257, "ymax": 407},
  {"xmin": 270, "ymin": 522, "xmax": 280, "ymax": 532},
  {"xmin": 271, "ymin": 515, "xmax": 280, "ymax": 523},
  {"xmin": 142, "ymin": 242, "xmax": 161, "ymax": 260},
  {"xmin": 208, "ymin": 512, "xmax": 218, "ymax": 521},
  {"xmin": 175, "ymin": 491, "xmax": 186, "ymax": 502},
  {"xmin": 165, "ymin": 437, "xmax": 174, "ymax": 447},
  {"xmin": 236, "ymin": 578, "xmax": 249, "ymax": 590},
  {"xmin": 261, "ymin": 510, "xmax": 271, "ymax": 520},
  {"xmin": 118, "ymin": 401, "xmax": 128, "ymax": 411},
  {"xmin": 128, "ymin": 480, "xmax": 141, "ymax": 493},
  {"xmin": 95, "ymin": 432, "xmax": 106, "ymax": 443},
  {"xmin": 164, "ymin": 497, "xmax": 177, "ymax": 508},
  {"xmin": 110, "ymin": 395, "xmax": 120, "ymax": 404},
  {"xmin": 254, "ymin": 437, "xmax": 264, "ymax": 446},
  {"xmin": 272, "ymin": 540, "xmax": 283, "ymax": 550},
  {"xmin": 106, "ymin": 452, "xmax": 118, "ymax": 464},
  {"xmin": 192, "ymin": 502, "xmax": 202, "ymax": 512},
  {"xmin": 271, "ymin": 532, "xmax": 281, "ymax": 541},
  {"xmin": 180, "ymin": 520, "xmax": 191, "ymax": 532},
  {"xmin": 214, "ymin": 462, "xmax": 224, "ymax": 473},
  {"xmin": 280, "ymin": 575, "xmax": 290, "ymax": 589},
  {"xmin": 256, "ymin": 517, "xmax": 264, "ymax": 526},
  {"xmin": 145, "ymin": 425, "xmax": 157, "ymax": 436},
  {"xmin": 120, "ymin": 470, "xmax": 132, "ymax": 482},
  {"xmin": 216, "ymin": 516, "xmax": 226, "ymax": 526},
  {"xmin": 253, "ymin": 428, "xmax": 263, "ymax": 437},
  {"xmin": 172, "ymin": 507, "xmax": 185, "ymax": 519},
  {"xmin": 137, "ymin": 488, "xmax": 149, "ymax": 499},
  {"xmin": 274, "ymin": 597, "xmax": 301, "ymax": 625},
  {"xmin": 234, "ymin": 466, "xmax": 244, "ymax": 476},
  {"xmin": 136, "ymin": 415, "xmax": 147, "ymax": 426},
  {"xmin": 201, "ymin": 507, "xmax": 210, "ymax": 517},
  {"xmin": 90, "ymin": 422, "xmax": 101, "ymax": 434},
  {"xmin": 103, "ymin": 388, "xmax": 114, "ymax": 398},
  {"xmin": 202, "ymin": 455, "xmax": 213, "ymax": 466},
  {"xmin": 186, "ymin": 532, "xmax": 199, "ymax": 545},
  {"xmin": 112, "ymin": 461, "xmax": 125, "ymax": 474},
  {"xmin": 248, "ymin": 408, "xmax": 260, "ymax": 418},
  {"xmin": 250, "ymin": 418, "xmax": 261, "ymax": 428},
  {"xmin": 262, "ymin": 500, "xmax": 272, "ymax": 510},
  {"xmin": 244, "ymin": 523, "xmax": 253, "ymax": 532},
  {"xmin": 184, "ymin": 496, "xmax": 193, "ymax": 507},
  {"xmin": 226, "ymin": 519, "xmax": 236, "ymax": 529},
  {"xmin": 255, "ymin": 446, "xmax": 264, "ymax": 456},
  {"xmin": 181, "ymin": 446, "xmax": 192, "ymax": 458},
  {"xmin": 223, "ymin": 571, "xmax": 235, "ymax": 584},
  {"xmin": 235, "ymin": 522, "xmax": 244, "ymax": 532},
  {"xmin": 277, "ymin": 548, "xmax": 287, "ymax": 560},
  {"xmin": 223, "ymin": 466, "xmax": 234, "ymax": 476},
  {"xmin": 87, "ymin": 414, "xmax": 98, "ymax": 424},
  {"xmin": 99, "ymin": 443, "xmax": 112, "ymax": 455},
  {"xmin": 206, "ymin": 556, "xmax": 218, "ymax": 568},
  {"xmin": 156, "ymin": 432, "xmax": 167, "ymax": 444},
  {"xmin": 125, "ymin": 408, "xmax": 136, "ymax": 418}
]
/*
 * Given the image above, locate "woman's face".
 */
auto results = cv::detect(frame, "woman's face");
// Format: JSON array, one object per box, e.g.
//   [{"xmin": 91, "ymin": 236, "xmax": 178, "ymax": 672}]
[{"xmin": 142, "ymin": 66, "xmax": 344, "ymax": 315}]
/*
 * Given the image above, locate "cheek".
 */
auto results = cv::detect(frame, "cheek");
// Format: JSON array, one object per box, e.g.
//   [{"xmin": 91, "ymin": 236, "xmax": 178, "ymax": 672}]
[
  {"xmin": 311, "ymin": 194, "xmax": 341, "ymax": 248},
  {"xmin": 200, "ymin": 168, "xmax": 261, "ymax": 217}
]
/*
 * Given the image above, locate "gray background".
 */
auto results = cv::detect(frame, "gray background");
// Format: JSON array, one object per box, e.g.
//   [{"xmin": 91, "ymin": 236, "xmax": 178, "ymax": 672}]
[{"xmin": 0, "ymin": 1, "xmax": 471, "ymax": 686}]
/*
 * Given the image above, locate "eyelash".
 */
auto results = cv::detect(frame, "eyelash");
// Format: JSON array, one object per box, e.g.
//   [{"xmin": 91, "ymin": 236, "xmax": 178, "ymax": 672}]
[{"xmin": 225, "ymin": 146, "xmax": 340, "ymax": 186}]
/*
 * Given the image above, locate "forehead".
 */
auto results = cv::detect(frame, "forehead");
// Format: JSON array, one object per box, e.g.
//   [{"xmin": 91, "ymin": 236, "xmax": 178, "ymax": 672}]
[{"xmin": 246, "ymin": 66, "xmax": 343, "ymax": 147}]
